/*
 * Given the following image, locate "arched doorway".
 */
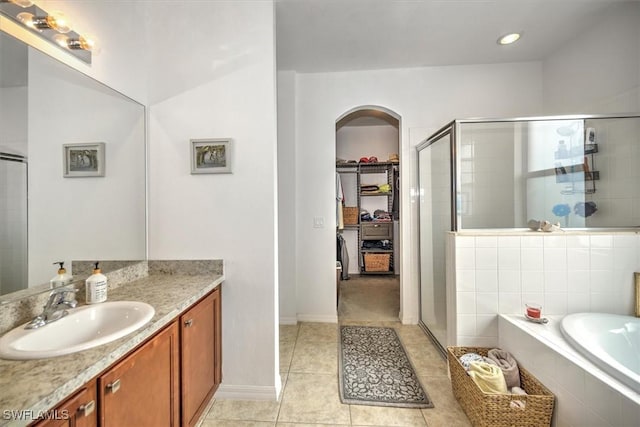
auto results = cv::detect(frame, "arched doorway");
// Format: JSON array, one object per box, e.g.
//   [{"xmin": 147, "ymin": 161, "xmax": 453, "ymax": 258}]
[{"xmin": 335, "ymin": 106, "xmax": 401, "ymax": 322}]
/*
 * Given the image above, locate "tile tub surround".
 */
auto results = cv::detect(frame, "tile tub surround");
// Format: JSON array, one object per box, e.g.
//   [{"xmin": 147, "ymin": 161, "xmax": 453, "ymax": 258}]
[
  {"xmin": 0, "ymin": 261, "xmax": 223, "ymax": 427},
  {"xmin": 498, "ymin": 314, "xmax": 640, "ymax": 427},
  {"xmin": 450, "ymin": 231, "xmax": 640, "ymax": 347}
]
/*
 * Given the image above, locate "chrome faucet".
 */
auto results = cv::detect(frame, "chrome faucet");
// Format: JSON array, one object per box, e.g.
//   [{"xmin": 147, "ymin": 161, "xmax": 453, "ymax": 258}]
[{"xmin": 25, "ymin": 288, "xmax": 78, "ymax": 329}]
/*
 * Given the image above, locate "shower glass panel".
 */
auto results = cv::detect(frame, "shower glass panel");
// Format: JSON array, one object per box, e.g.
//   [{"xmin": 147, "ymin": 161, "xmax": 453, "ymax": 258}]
[
  {"xmin": 416, "ymin": 114, "xmax": 640, "ymax": 354},
  {"xmin": 0, "ymin": 156, "xmax": 27, "ymax": 295},
  {"xmin": 456, "ymin": 115, "xmax": 640, "ymax": 229},
  {"xmin": 417, "ymin": 126, "xmax": 453, "ymax": 354}
]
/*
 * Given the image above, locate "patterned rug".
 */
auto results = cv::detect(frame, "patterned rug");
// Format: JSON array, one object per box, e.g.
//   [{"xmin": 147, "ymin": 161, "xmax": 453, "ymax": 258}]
[{"xmin": 338, "ymin": 325, "xmax": 433, "ymax": 408}]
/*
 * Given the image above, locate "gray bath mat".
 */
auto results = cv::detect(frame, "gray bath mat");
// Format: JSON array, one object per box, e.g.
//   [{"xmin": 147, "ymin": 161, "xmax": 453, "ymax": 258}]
[{"xmin": 338, "ymin": 325, "xmax": 433, "ymax": 408}]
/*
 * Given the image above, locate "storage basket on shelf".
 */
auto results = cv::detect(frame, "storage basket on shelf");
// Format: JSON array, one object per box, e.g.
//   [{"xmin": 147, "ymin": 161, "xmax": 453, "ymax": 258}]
[
  {"xmin": 342, "ymin": 206, "xmax": 359, "ymax": 225},
  {"xmin": 447, "ymin": 346, "xmax": 555, "ymax": 427},
  {"xmin": 363, "ymin": 253, "xmax": 390, "ymax": 272}
]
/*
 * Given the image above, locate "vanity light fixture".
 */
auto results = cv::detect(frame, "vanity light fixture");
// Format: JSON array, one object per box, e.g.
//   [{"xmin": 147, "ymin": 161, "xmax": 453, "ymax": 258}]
[
  {"xmin": 0, "ymin": 1, "xmax": 94, "ymax": 63},
  {"xmin": 497, "ymin": 32, "xmax": 521, "ymax": 45}
]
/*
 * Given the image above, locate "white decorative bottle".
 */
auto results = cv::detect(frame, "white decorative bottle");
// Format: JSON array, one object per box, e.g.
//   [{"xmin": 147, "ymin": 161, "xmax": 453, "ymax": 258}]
[
  {"xmin": 85, "ymin": 262, "xmax": 107, "ymax": 304},
  {"xmin": 50, "ymin": 261, "xmax": 73, "ymax": 288}
]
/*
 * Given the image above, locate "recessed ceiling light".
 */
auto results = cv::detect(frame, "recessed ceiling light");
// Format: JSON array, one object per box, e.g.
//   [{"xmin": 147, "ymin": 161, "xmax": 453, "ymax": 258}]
[{"xmin": 497, "ymin": 33, "xmax": 521, "ymax": 45}]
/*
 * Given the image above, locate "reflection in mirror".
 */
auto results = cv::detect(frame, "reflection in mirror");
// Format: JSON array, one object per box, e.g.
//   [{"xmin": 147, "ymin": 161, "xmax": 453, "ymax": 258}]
[
  {"xmin": 0, "ymin": 30, "xmax": 146, "ymax": 298},
  {"xmin": 457, "ymin": 115, "xmax": 640, "ymax": 229}
]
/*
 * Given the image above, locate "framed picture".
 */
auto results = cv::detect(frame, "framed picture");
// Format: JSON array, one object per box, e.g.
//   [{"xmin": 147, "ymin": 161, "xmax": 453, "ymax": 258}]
[
  {"xmin": 63, "ymin": 142, "xmax": 105, "ymax": 177},
  {"xmin": 191, "ymin": 138, "xmax": 232, "ymax": 174}
]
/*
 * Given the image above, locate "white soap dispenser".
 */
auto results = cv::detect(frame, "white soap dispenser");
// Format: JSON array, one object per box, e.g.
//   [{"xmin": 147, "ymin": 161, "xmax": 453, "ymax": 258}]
[
  {"xmin": 50, "ymin": 261, "xmax": 73, "ymax": 288},
  {"xmin": 85, "ymin": 262, "xmax": 108, "ymax": 304}
]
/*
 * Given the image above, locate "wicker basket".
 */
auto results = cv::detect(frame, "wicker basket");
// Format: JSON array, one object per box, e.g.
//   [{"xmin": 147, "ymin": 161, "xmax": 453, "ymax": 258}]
[
  {"xmin": 447, "ymin": 346, "xmax": 554, "ymax": 427},
  {"xmin": 343, "ymin": 206, "xmax": 359, "ymax": 225},
  {"xmin": 363, "ymin": 253, "xmax": 390, "ymax": 272}
]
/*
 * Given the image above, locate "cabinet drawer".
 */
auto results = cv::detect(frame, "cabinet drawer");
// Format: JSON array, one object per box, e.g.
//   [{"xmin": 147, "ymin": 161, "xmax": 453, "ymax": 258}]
[{"xmin": 361, "ymin": 223, "xmax": 392, "ymax": 240}]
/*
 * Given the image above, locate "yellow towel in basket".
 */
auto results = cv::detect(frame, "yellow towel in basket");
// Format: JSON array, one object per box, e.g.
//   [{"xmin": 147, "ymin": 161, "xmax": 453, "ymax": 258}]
[{"xmin": 467, "ymin": 361, "xmax": 508, "ymax": 394}]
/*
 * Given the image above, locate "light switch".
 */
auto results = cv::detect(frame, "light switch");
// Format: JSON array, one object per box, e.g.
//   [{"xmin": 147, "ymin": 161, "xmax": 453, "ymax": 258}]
[{"xmin": 313, "ymin": 216, "xmax": 325, "ymax": 228}]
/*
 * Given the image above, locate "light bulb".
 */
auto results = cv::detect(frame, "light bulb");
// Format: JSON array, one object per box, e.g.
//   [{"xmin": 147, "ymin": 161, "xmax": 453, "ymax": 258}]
[
  {"xmin": 16, "ymin": 12, "xmax": 37, "ymax": 30},
  {"xmin": 67, "ymin": 34, "xmax": 98, "ymax": 52},
  {"xmin": 16, "ymin": 10, "xmax": 72, "ymax": 33},
  {"xmin": 9, "ymin": 0, "xmax": 35, "ymax": 7},
  {"xmin": 46, "ymin": 11, "xmax": 72, "ymax": 33},
  {"xmin": 53, "ymin": 33, "xmax": 69, "ymax": 48}
]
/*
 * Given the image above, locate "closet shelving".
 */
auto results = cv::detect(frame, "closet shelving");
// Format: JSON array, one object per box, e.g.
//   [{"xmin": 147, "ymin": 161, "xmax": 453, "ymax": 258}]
[{"xmin": 337, "ymin": 161, "xmax": 397, "ymax": 275}]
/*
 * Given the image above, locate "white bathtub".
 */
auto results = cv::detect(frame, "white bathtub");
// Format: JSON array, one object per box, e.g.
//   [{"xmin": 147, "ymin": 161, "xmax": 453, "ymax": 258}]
[
  {"xmin": 561, "ymin": 313, "xmax": 640, "ymax": 394},
  {"xmin": 499, "ymin": 314, "xmax": 640, "ymax": 427}
]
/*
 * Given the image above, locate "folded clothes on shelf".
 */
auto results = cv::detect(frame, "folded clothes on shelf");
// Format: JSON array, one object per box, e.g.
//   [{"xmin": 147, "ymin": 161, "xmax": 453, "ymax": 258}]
[
  {"xmin": 362, "ymin": 240, "xmax": 392, "ymax": 250},
  {"xmin": 360, "ymin": 210, "xmax": 372, "ymax": 221},
  {"xmin": 378, "ymin": 184, "xmax": 391, "ymax": 193},
  {"xmin": 373, "ymin": 209, "xmax": 392, "ymax": 220}
]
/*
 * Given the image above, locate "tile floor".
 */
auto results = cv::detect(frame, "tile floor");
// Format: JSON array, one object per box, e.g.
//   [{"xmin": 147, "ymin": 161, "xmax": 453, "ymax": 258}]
[{"xmin": 203, "ymin": 276, "xmax": 471, "ymax": 426}]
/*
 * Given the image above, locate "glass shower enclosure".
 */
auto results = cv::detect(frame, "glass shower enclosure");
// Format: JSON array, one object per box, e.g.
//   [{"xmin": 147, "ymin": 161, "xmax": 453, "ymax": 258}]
[
  {"xmin": 0, "ymin": 153, "xmax": 28, "ymax": 295},
  {"xmin": 417, "ymin": 114, "xmax": 640, "ymax": 354}
]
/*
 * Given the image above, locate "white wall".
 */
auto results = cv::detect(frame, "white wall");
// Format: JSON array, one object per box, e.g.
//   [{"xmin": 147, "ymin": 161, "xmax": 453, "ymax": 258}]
[
  {"xmin": 542, "ymin": 1, "xmax": 640, "ymax": 114},
  {"xmin": 285, "ymin": 62, "xmax": 543, "ymax": 324},
  {"xmin": 278, "ymin": 70, "xmax": 297, "ymax": 324},
  {"xmin": 0, "ymin": 86, "xmax": 27, "ymax": 155},
  {"xmin": 147, "ymin": 2, "xmax": 280, "ymax": 399}
]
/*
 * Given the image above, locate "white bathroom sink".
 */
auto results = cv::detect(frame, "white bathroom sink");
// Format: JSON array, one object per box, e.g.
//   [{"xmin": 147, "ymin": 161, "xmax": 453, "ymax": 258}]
[{"xmin": 0, "ymin": 301, "xmax": 155, "ymax": 360}]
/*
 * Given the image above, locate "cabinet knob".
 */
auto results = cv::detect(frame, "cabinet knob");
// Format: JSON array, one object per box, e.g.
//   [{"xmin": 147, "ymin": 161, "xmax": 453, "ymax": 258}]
[
  {"xmin": 78, "ymin": 400, "xmax": 95, "ymax": 417},
  {"xmin": 184, "ymin": 319, "xmax": 194, "ymax": 327},
  {"xmin": 106, "ymin": 379, "xmax": 121, "ymax": 394}
]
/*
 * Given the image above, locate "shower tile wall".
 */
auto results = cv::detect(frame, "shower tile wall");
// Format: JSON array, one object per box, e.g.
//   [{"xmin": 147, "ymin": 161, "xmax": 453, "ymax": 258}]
[{"xmin": 449, "ymin": 232, "xmax": 640, "ymax": 347}]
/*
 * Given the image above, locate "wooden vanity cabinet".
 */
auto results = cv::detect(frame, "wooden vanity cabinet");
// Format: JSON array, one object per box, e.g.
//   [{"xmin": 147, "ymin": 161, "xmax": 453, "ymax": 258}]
[
  {"xmin": 33, "ymin": 380, "xmax": 97, "ymax": 427},
  {"xmin": 180, "ymin": 287, "xmax": 222, "ymax": 427},
  {"xmin": 99, "ymin": 322, "xmax": 180, "ymax": 427},
  {"xmin": 29, "ymin": 286, "xmax": 221, "ymax": 427}
]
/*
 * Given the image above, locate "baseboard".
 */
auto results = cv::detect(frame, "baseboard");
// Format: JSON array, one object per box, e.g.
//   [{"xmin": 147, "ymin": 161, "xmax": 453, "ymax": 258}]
[
  {"xmin": 214, "ymin": 383, "xmax": 281, "ymax": 401},
  {"xmin": 296, "ymin": 313, "xmax": 338, "ymax": 323},
  {"xmin": 401, "ymin": 315, "xmax": 418, "ymax": 325},
  {"xmin": 279, "ymin": 316, "xmax": 298, "ymax": 325}
]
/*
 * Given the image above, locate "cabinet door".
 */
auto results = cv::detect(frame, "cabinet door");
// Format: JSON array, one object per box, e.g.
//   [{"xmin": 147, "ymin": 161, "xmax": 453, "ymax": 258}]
[
  {"xmin": 181, "ymin": 288, "xmax": 221, "ymax": 427},
  {"xmin": 100, "ymin": 322, "xmax": 179, "ymax": 427},
  {"xmin": 32, "ymin": 381, "xmax": 97, "ymax": 427}
]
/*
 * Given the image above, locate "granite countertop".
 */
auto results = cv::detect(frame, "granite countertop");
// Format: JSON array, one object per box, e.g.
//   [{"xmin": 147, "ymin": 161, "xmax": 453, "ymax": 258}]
[{"xmin": 0, "ymin": 271, "xmax": 223, "ymax": 427}]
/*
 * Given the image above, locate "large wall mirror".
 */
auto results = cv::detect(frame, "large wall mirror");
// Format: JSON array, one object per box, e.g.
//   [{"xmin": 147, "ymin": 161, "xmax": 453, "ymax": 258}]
[{"xmin": 0, "ymin": 30, "xmax": 146, "ymax": 298}]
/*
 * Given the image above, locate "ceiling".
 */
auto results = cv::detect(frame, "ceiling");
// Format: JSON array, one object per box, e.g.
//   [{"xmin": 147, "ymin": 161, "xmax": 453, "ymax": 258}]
[{"xmin": 276, "ymin": 0, "xmax": 629, "ymax": 73}]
